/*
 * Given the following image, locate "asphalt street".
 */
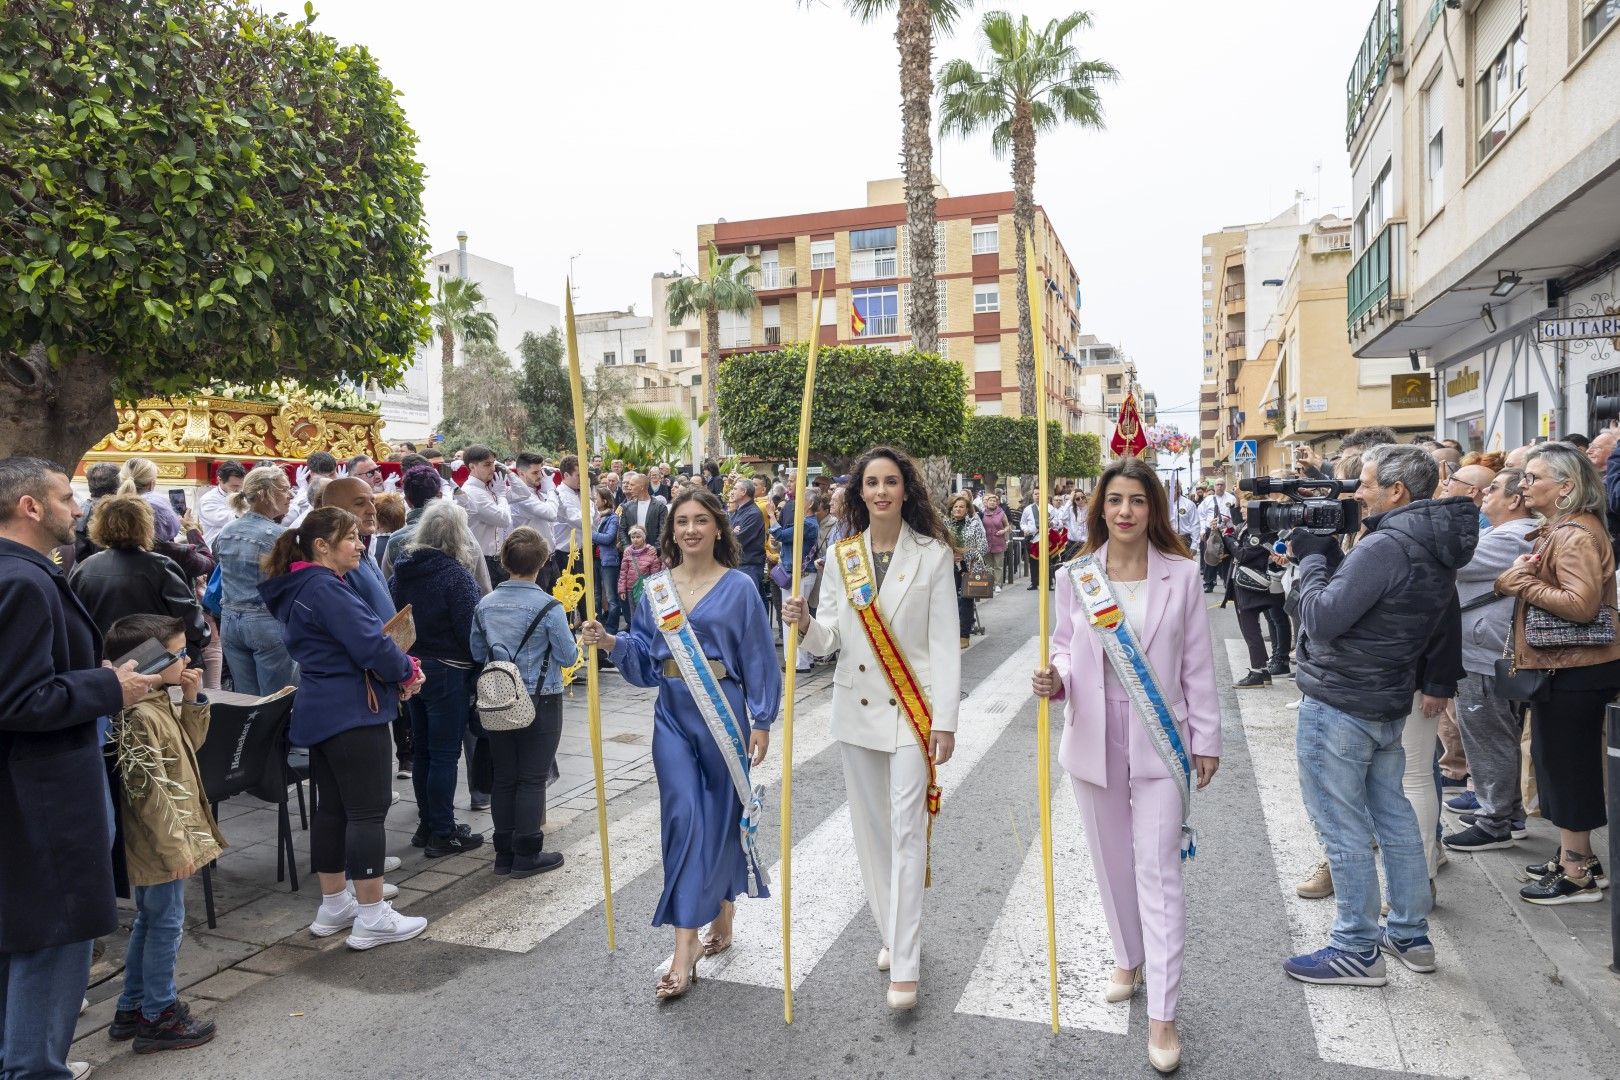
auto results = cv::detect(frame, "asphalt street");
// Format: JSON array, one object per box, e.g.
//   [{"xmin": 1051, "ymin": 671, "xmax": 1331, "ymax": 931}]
[{"xmin": 87, "ymin": 586, "xmax": 1620, "ymax": 1080}]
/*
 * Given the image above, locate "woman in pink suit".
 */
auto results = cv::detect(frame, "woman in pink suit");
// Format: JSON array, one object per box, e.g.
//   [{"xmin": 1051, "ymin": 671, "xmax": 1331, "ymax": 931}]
[{"xmin": 1032, "ymin": 455, "xmax": 1220, "ymax": 1074}]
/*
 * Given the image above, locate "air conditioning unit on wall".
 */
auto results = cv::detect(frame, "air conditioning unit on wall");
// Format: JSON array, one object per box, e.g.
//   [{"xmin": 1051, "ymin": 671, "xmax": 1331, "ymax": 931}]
[{"xmin": 744, "ymin": 244, "xmax": 761, "ymax": 257}]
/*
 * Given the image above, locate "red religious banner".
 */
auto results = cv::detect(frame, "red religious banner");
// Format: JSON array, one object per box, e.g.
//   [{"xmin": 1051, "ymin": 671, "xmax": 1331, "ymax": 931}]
[{"xmin": 1110, "ymin": 391, "xmax": 1148, "ymax": 457}]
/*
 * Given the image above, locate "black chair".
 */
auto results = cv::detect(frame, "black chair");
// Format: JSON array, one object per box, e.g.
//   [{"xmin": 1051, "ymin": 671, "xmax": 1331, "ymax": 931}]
[{"xmin": 194, "ymin": 690, "xmax": 301, "ymax": 929}]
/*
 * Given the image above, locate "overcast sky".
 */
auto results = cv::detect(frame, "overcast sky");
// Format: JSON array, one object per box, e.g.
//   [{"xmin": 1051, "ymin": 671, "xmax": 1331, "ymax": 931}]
[{"xmin": 304, "ymin": 0, "xmax": 1379, "ymax": 428}]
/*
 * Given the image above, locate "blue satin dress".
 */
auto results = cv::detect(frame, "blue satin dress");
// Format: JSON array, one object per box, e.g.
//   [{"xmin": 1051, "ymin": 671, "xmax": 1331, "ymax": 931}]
[{"xmin": 609, "ymin": 568, "xmax": 782, "ymax": 928}]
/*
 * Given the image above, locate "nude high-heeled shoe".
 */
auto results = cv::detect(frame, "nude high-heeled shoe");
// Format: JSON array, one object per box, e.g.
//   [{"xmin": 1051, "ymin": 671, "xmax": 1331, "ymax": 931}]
[
  {"xmin": 1104, "ymin": 966, "xmax": 1142, "ymax": 1003},
  {"xmin": 886, "ymin": 984, "xmax": 917, "ymax": 1010},
  {"xmin": 877, "ymin": 946, "xmax": 891, "ymax": 972},
  {"xmin": 1148, "ymin": 1038, "xmax": 1181, "ymax": 1074}
]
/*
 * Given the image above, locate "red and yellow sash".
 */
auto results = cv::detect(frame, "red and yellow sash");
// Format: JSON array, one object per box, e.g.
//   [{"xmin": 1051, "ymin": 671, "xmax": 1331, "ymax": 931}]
[{"xmin": 835, "ymin": 535, "xmax": 942, "ymax": 885}]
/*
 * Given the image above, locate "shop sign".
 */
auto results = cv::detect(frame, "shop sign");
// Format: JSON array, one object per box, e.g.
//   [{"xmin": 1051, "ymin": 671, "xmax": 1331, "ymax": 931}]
[
  {"xmin": 1391, "ymin": 372, "xmax": 1432, "ymax": 410},
  {"xmin": 1303, "ymin": 397, "xmax": 1328, "ymax": 413},
  {"xmin": 1538, "ymin": 314, "xmax": 1620, "ymax": 344},
  {"xmin": 1445, "ymin": 367, "xmax": 1479, "ymax": 397}
]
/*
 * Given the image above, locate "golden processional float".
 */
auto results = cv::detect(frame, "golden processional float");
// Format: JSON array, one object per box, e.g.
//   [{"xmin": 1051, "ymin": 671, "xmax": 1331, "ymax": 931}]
[{"xmin": 77, "ymin": 387, "xmax": 389, "ymax": 496}]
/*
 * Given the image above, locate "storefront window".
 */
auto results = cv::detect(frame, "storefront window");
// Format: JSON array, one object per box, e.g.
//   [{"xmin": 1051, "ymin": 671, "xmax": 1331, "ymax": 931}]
[{"xmin": 1455, "ymin": 416, "xmax": 1484, "ymax": 454}]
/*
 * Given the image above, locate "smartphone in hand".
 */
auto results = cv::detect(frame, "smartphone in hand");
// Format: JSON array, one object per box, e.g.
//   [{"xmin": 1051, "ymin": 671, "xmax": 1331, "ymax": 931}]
[{"xmin": 114, "ymin": 637, "xmax": 179, "ymax": 677}]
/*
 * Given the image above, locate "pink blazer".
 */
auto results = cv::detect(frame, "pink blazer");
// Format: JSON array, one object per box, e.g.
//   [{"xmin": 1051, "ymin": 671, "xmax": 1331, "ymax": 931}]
[{"xmin": 1051, "ymin": 542, "xmax": 1220, "ymax": 788}]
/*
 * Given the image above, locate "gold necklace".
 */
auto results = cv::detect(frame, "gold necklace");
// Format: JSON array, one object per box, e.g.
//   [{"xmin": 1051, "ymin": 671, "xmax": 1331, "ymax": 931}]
[
  {"xmin": 1107, "ymin": 560, "xmax": 1146, "ymax": 600},
  {"xmin": 676, "ymin": 567, "xmax": 722, "ymax": 598}
]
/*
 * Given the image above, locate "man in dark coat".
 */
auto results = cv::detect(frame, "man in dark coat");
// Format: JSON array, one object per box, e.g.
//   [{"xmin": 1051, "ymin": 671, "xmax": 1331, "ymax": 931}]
[
  {"xmin": 0, "ymin": 457, "xmax": 157, "ymax": 1079},
  {"xmin": 727, "ymin": 478, "xmax": 766, "ymax": 595}
]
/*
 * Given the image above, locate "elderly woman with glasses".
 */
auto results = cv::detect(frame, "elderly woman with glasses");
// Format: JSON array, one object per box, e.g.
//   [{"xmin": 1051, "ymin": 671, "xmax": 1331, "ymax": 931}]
[{"xmin": 1495, "ymin": 442, "xmax": 1620, "ymax": 905}]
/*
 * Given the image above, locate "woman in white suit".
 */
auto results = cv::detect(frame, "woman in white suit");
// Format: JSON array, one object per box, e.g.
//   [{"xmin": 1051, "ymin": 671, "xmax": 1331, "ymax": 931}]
[
  {"xmin": 782, "ymin": 446, "xmax": 959, "ymax": 1011},
  {"xmin": 1033, "ymin": 455, "xmax": 1221, "ymax": 1074}
]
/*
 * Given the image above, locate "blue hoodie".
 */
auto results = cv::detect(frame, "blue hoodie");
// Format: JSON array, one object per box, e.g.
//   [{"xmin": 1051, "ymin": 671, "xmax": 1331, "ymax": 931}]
[{"xmin": 258, "ymin": 565, "xmax": 414, "ymax": 747}]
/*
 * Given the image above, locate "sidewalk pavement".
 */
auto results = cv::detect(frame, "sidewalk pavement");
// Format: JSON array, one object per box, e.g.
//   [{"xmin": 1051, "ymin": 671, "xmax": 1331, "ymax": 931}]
[{"xmin": 72, "ymin": 654, "xmax": 834, "ymax": 1060}]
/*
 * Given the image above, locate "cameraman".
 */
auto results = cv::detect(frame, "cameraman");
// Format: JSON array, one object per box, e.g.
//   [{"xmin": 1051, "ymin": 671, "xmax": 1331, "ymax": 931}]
[{"xmin": 1282, "ymin": 444, "xmax": 1478, "ymax": 987}]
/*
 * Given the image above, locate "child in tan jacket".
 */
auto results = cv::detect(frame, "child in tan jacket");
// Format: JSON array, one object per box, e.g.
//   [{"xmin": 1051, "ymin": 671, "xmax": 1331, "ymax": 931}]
[{"xmin": 104, "ymin": 613, "xmax": 225, "ymax": 1055}]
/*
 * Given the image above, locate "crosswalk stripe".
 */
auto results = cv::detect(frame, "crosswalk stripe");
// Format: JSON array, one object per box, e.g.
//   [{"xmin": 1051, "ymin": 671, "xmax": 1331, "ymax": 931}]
[
  {"xmin": 703, "ymin": 637, "xmax": 1040, "ymax": 990},
  {"xmin": 1224, "ymin": 639, "xmax": 1528, "ymax": 1079},
  {"xmin": 953, "ymin": 776, "xmax": 1129, "ymax": 1033},
  {"xmin": 426, "ymin": 692, "xmax": 839, "ymax": 953}
]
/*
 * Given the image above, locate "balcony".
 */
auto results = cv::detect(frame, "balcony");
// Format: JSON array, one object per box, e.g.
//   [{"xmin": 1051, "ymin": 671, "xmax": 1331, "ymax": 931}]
[
  {"xmin": 1223, "ymin": 283, "xmax": 1246, "ymax": 304},
  {"xmin": 1346, "ymin": 0, "xmax": 1401, "ymax": 146},
  {"xmin": 758, "ymin": 266, "xmax": 798, "ymax": 290},
  {"xmin": 1347, "ymin": 219, "xmax": 1407, "ymax": 333},
  {"xmin": 1224, "ymin": 330, "xmax": 1246, "ymax": 353}
]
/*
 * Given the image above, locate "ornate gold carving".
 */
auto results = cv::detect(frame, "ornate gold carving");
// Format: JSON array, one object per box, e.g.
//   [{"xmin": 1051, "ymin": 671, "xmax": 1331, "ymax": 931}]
[
  {"xmin": 210, "ymin": 412, "xmax": 273, "ymax": 457},
  {"xmin": 90, "ymin": 390, "xmax": 383, "ymax": 462},
  {"xmin": 551, "ymin": 530, "xmax": 588, "ymax": 691}
]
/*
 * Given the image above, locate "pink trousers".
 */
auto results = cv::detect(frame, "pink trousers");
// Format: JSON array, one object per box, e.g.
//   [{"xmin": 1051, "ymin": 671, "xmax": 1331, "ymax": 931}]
[{"xmin": 1071, "ymin": 699, "xmax": 1186, "ymax": 1021}]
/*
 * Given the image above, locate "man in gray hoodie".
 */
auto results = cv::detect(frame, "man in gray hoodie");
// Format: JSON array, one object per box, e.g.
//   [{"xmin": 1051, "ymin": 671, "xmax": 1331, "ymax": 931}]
[{"xmin": 1443, "ymin": 467, "xmax": 1539, "ymax": 851}]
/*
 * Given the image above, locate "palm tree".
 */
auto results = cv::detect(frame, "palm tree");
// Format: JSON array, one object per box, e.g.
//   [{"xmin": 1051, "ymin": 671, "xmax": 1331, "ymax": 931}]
[
  {"xmin": 614, "ymin": 404, "xmax": 696, "ymax": 469},
  {"xmin": 665, "ymin": 242, "xmax": 757, "ymax": 461},
  {"xmin": 822, "ymin": 1, "xmax": 968, "ymax": 355},
  {"xmin": 939, "ymin": 9, "xmax": 1116, "ymax": 415},
  {"xmin": 430, "ymin": 276, "xmax": 499, "ymax": 408}
]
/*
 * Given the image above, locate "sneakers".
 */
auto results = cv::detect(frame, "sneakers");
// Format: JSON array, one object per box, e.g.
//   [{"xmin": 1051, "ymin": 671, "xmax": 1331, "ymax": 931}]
[
  {"xmin": 1283, "ymin": 945, "xmax": 1387, "ymax": 987},
  {"xmin": 1442, "ymin": 823, "xmax": 1515, "ymax": 852},
  {"xmin": 109, "ymin": 1007, "xmax": 141, "ymax": 1041},
  {"xmin": 346, "ymin": 902, "xmax": 428, "ymax": 950},
  {"xmin": 1459, "ymin": 812, "xmax": 1528, "ymax": 839},
  {"xmin": 69, "ymin": 1064, "xmax": 92, "ymax": 1080},
  {"xmin": 1285, "ymin": 697, "xmax": 1302, "ymax": 710},
  {"xmin": 425, "ymin": 829, "xmax": 486, "ymax": 858},
  {"xmin": 344, "ymin": 880, "xmax": 399, "ymax": 901},
  {"xmin": 1234, "ymin": 669, "xmax": 1271, "ymax": 689},
  {"xmin": 1378, "ymin": 929, "xmax": 1437, "ymax": 973},
  {"xmin": 1520, "ymin": 865, "xmax": 1603, "ymax": 905},
  {"xmin": 1265, "ymin": 659, "xmax": 1292, "ymax": 678},
  {"xmin": 310, "ymin": 893, "xmax": 359, "ymax": 937},
  {"xmin": 413, "ymin": 821, "xmax": 470, "ymax": 848},
  {"xmin": 1443, "ymin": 790, "xmax": 1481, "ymax": 815},
  {"xmin": 395, "ymin": 764, "xmax": 413, "ymax": 779},
  {"xmin": 511, "ymin": 851, "xmax": 564, "ymax": 879},
  {"xmin": 1524, "ymin": 854, "xmax": 1609, "ymax": 889},
  {"xmin": 1296, "ymin": 860, "xmax": 1334, "ymax": 899},
  {"xmin": 132, "ymin": 1000, "xmax": 216, "ymax": 1054}
]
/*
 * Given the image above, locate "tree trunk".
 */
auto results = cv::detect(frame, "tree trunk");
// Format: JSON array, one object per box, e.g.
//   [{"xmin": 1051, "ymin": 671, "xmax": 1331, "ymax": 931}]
[
  {"xmin": 438, "ymin": 325, "xmax": 456, "ymax": 427},
  {"xmin": 703, "ymin": 305, "xmax": 721, "ymax": 462},
  {"xmin": 897, "ymin": 0, "xmax": 938, "ymax": 356},
  {"xmin": 922, "ymin": 454, "xmax": 953, "ymax": 510},
  {"xmin": 1011, "ymin": 108, "xmax": 1038, "ymax": 417},
  {"xmin": 0, "ymin": 346, "xmax": 120, "ymax": 472}
]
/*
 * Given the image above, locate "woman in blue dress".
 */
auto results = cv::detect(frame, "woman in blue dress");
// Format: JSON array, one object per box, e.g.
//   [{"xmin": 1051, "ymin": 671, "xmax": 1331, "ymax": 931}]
[{"xmin": 581, "ymin": 485, "xmax": 781, "ymax": 1000}]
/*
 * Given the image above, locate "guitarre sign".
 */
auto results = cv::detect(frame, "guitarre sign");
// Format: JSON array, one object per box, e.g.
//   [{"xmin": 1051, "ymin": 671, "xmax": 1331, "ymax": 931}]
[{"xmin": 1538, "ymin": 313, "xmax": 1620, "ymax": 344}]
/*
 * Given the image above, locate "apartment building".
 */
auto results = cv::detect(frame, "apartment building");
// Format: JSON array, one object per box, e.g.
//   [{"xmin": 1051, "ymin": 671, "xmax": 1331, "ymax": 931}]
[
  {"xmin": 1199, "ymin": 227, "xmax": 1248, "ymax": 475},
  {"xmin": 695, "ymin": 179, "xmax": 1094, "ymax": 432},
  {"xmin": 1346, "ymin": 0, "xmax": 1620, "ymax": 450}
]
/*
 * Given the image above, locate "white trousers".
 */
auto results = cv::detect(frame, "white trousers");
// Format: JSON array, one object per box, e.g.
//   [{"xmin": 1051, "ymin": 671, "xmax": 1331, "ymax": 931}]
[
  {"xmin": 841, "ymin": 740, "xmax": 930, "ymax": 982},
  {"xmin": 1402, "ymin": 693, "xmax": 1441, "ymax": 878}
]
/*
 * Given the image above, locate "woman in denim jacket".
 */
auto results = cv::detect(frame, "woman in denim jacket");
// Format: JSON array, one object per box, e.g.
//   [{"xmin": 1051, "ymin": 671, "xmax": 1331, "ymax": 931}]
[
  {"xmin": 213, "ymin": 467, "xmax": 295, "ymax": 695},
  {"xmin": 470, "ymin": 527, "xmax": 578, "ymax": 877}
]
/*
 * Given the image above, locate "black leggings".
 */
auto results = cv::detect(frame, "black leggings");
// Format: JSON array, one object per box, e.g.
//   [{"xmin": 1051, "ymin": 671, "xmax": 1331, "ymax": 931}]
[
  {"xmin": 1236, "ymin": 594, "xmax": 1290, "ymax": 669},
  {"xmin": 953, "ymin": 565, "xmax": 975, "ymax": 637},
  {"xmin": 488, "ymin": 692, "xmax": 564, "ymax": 850},
  {"xmin": 309, "ymin": 723, "xmax": 393, "ymax": 880}
]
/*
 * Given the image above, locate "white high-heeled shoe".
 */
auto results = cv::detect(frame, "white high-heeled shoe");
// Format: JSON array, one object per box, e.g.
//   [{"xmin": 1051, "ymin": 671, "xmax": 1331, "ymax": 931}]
[
  {"xmin": 877, "ymin": 946, "xmax": 891, "ymax": 972},
  {"xmin": 886, "ymin": 985, "xmax": 917, "ymax": 1010},
  {"xmin": 1148, "ymin": 1038, "xmax": 1181, "ymax": 1074},
  {"xmin": 1104, "ymin": 966, "xmax": 1142, "ymax": 1003}
]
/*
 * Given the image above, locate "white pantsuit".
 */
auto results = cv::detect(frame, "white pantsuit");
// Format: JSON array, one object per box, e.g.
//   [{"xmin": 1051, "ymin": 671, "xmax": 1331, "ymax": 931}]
[{"xmin": 802, "ymin": 523, "xmax": 960, "ymax": 985}]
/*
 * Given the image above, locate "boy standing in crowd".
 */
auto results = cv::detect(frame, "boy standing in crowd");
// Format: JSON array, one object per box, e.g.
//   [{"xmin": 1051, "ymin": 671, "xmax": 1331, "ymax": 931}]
[{"xmin": 104, "ymin": 613, "xmax": 223, "ymax": 1055}]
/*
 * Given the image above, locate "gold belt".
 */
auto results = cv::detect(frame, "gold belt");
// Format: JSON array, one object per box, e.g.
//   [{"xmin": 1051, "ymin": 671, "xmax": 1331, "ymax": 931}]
[{"xmin": 660, "ymin": 658, "xmax": 729, "ymax": 681}]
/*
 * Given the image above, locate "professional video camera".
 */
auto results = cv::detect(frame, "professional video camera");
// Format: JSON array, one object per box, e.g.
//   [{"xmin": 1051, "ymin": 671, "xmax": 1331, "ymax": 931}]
[{"xmin": 1238, "ymin": 476, "xmax": 1362, "ymax": 537}]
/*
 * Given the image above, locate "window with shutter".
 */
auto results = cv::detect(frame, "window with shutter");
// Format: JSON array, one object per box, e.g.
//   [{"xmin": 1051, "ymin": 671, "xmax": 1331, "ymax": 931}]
[{"xmin": 1474, "ymin": 2, "xmax": 1527, "ymax": 159}]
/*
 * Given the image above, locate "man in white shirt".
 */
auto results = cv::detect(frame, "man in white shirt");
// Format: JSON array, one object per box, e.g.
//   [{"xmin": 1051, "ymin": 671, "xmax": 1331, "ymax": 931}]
[
  {"xmin": 548, "ymin": 454, "xmax": 585, "ymax": 577},
  {"xmin": 1197, "ymin": 477, "xmax": 1238, "ymax": 592},
  {"xmin": 457, "ymin": 444, "xmax": 514, "ymax": 583},
  {"xmin": 198, "ymin": 461, "xmax": 245, "ymax": 547},
  {"xmin": 1172, "ymin": 487, "xmax": 1200, "ymax": 546},
  {"xmin": 1020, "ymin": 489, "xmax": 1066, "ymax": 590},
  {"xmin": 285, "ymin": 451, "xmax": 337, "ymax": 527}
]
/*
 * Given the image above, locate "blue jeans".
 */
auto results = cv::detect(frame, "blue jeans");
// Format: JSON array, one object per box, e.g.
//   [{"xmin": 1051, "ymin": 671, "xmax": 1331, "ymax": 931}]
[
  {"xmin": 0, "ymin": 938, "xmax": 94, "ymax": 1080},
  {"xmin": 221, "ymin": 609, "xmax": 299, "ymax": 697},
  {"xmin": 409, "ymin": 660, "xmax": 471, "ymax": 836},
  {"xmin": 1296, "ymin": 696, "xmax": 1431, "ymax": 953},
  {"xmin": 116, "ymin": 879, "xmax": 186, "ymax": 1020}
]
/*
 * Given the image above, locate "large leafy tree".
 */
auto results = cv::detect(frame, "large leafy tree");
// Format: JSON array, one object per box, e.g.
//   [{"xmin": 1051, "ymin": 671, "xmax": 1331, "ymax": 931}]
[
  {"xmin": 516, "ymin": 329, "xmax": 571, "ymax": 452},
  {"xmin": 822, "ymin": 1, "xmax": 969, "ymax": 354},
  {"xmin": 0, "ymin": 0, "xmax": 431, "ymax": 468},
  {"xmin": 1059, "ymin": 431, "xmax": 1102, "ymax": 479},
  {"xmin": 429, "ymin": 275, "xmax": 497, "ymax": 411},
  {"xmin": 951, "ymin": 414, "xmax": 1062, "ymax": 489},
  {"xmin": 939, "ymin": 10, "xmax": 1116, "ymax": 414},
  {"xmin": 716, "ymin": 343, "xmax": 967, "ymax": 476},
  {"xmin": 439, "ymin": 340, "xmax": 528, "ymax": 458},
  {"xmin": 665, "ymin": 242, "xmax": 757, "ymax": 462}
]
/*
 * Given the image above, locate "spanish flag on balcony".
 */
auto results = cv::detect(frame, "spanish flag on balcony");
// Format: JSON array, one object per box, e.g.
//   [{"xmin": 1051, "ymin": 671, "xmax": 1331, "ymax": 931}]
[{"xmin": 850, "ymin": 300, "xmax": 866, "ymax": 336}]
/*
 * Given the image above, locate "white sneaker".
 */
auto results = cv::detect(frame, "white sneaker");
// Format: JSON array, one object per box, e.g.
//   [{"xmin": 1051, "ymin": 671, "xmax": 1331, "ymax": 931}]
[
  {"xmin": 69, "ymin": 1063, "xmax": 93, "ymax": 1080},
  {"xmin": 310, "ymin": 895, "xmax": 359, "ymax": 937},
  {"xmin": 391, "ymin": 791, "xmax": 401, "ymax": 806},
  {"xmin": 345, "ymin": 880, "xmax": 399, "ymax": 901},
  {"xmin": 346, "ymin": 902, "xmax": 428, "ymax": 950},
  {"xmin": 383, "ymin": 855, "xmax": 401, "ymax": 873},
  {"xmin": 1285, "ymin": 697, "xmax": 1302, "ymax": 710}
]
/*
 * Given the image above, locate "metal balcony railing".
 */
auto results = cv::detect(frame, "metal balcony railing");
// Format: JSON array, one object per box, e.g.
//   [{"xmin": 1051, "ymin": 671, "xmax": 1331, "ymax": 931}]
[
  {"xmin": 1346, "ymin": 0, "xmax": 1401, "ymax": 145},
  {"xmin": 1347, "ymin": 219, "xmax": 1407, "ymax": 329}
]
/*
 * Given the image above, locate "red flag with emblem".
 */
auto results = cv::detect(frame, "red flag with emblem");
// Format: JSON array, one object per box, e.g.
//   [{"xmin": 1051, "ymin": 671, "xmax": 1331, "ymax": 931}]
[{"xmin": 1110, "ymin": 392, "xmax": 1148, "ymax": 457}]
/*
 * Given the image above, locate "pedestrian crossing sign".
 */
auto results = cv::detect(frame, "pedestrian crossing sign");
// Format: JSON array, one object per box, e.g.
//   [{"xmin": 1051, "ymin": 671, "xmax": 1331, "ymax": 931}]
[{"xmin": 1234, "ymin": 439, "xmax": 1258, "ymax": 463}]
